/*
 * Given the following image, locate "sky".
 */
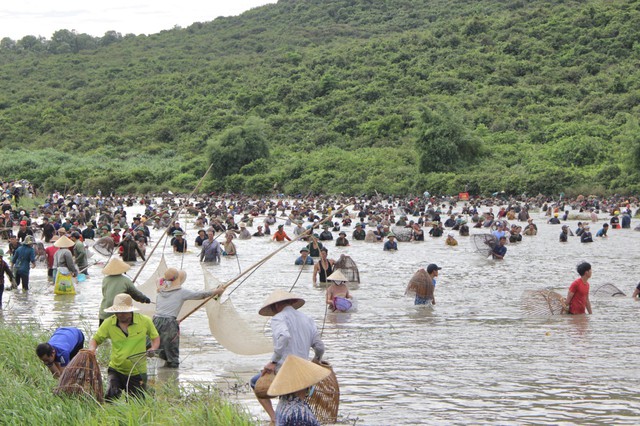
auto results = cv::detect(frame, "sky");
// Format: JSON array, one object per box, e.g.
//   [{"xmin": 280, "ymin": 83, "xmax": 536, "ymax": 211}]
[{"xmin": 0, "ymin": 0, "xmax": 277, "ymax": 40}]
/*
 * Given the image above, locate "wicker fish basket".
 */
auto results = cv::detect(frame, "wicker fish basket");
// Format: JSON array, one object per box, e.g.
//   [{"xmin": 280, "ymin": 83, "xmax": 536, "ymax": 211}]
[
  {"xmin": 53, "ymin": 349, "xmax": 104, "ymax": 403},
  {"xmin": 307, "ymin": 360, "xmax": 339, "ymax": 424}
]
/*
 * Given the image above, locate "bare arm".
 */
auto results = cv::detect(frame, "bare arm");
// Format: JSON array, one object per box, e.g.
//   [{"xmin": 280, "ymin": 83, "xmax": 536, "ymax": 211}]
[
  {"xmin": 586, "ymin": 294, "xmax": 592, "ymax": 314},
  {"xmin": 566, "ymin": 291, "xmax": 575, "ymax": 311},
  {"xmin": 88, "ymin": 338, "xmax": 99, "ymax": 353}
]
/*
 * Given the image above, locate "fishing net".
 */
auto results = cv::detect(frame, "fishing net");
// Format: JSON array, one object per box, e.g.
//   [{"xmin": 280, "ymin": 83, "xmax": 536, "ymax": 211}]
[
  {"xmin": 307, "ymin": 360, "xmax": 340, "ymax": 424},
  {"xmin": 521, "ymin": 289, "xmax": 567, "ymax": 316},
  {"xmin": 133, "ymin": 255, "xmax": 168, "ymax": 317},
  {"xmin": 471, "ymin": 234, "xmax": 496, "ymax": 257},
  {"xmin": 203, "ymin": 266, "xmax": 272, "ymax": 355},
  {"xmin": 390, "ymin": 226, "xmax": 412, "ymax": 242},
  {"xmin": 333, "ymin": 255, "xmax": 360, "ymax": 283},
  {"xmin": 92, "ymin": 237, "xmax": 115, "ymax": 256},
  {"xmin": 34, "ymin": 242, "xmax": 47, "ymax": 266},
  {"xmin": 54, "ymin": 349, "xmax": 104, "ymax": 403},
  {"xmin": 592, "ymin": 283, "xmax": 626, "ymax": 297},
  {"xmin": 405, "ymin": 269, "xmax": 434, "ymax": 300}
]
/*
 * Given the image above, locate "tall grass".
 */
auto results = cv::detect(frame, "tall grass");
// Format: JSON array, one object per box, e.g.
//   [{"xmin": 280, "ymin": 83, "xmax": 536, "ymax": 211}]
[{"xmin": 0, "ymin": 324, "xmax": 255, "ymax": 426}]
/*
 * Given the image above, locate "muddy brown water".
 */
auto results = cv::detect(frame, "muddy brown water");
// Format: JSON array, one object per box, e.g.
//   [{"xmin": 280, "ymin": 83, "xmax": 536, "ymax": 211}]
[{"xmin": 2, "ymin": 205, "xmax": 640, "ymax": 424}]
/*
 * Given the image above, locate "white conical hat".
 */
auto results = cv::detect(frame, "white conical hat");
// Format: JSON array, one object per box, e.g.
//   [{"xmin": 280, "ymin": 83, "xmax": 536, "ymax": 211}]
[
  {"xmin": 53, "ymin": 235, "xmax": 74, "ymax": 248},
  {"xmin": 326, "ymin": 270, "xmax": 348, "ymax": 282},
  {"xmin": 258, "ymin": 289, "xmax": 305, "ymax": 317},
  {"xmin": 267, "ymin": 355, "xmax": 331, "ymax": 397},
  {"xmin": 102, "ymin": 258, "xmax": 131, "ymax": 276}
]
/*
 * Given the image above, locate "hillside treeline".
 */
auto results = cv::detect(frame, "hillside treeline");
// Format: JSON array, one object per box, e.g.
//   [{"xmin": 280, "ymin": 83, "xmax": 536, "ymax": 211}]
[{"xmin": 0, "ymin": 0, "xmax": 639, "ymax": 196}]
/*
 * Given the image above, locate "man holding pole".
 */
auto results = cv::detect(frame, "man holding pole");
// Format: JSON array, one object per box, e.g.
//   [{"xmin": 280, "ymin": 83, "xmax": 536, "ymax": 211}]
[{"xmin": 250, "ymin": 289, "xmax": 325, "ymax": 424}]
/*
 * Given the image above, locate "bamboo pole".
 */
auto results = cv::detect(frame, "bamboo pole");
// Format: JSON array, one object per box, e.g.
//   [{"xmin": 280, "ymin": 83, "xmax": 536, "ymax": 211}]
[{"xmin": 179, "ymin": 203, "xmax": 351, "ymax": 322}]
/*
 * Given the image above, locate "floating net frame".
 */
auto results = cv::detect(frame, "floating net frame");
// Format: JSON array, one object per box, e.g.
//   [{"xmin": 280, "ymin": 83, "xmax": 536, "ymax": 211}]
[
  {"xmin": 405, "ymin": 268, "xmax": 434, "ymax": 300},
  {"xmin": 390, "ymin": 226, "xmax": 412, "ymax": 242},
  {"xmin": 307, "ymin": 360, "xmax": 340, "ymax": 424},
  {"xmin": 521, "ymin": 289, "xmax": 567, "ymax": 316},
  {"xmin": 54, "ymin": 349, "xmax": 104, "ymax": 403},
  {"xmin": 92, "ymin": 237, "xmax": 115, "ymax": 257},
  {"xmin": 333, "ymin": 254, "xmax": 360, "ymax": 284},
  {"xmin": 471, "ymin": 234, "xmax": 496, "ymax": 257},
  {"xmin": 592, "ymin": 283, "xmax": 626, "ymax": 297}
]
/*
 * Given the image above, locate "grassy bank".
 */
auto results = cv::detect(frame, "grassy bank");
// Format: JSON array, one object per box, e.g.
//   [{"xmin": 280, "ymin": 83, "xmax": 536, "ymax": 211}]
[{"xmin": 0, "ymin": 324, "xmax": 255, "ymax": 426}]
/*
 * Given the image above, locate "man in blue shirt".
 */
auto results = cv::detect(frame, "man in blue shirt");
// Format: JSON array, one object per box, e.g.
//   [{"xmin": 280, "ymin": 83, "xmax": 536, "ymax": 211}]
[
  {"xmin": 36, "ymin": 327, "xmax": 85, "ymax": 378},
  {"xmin": 492, "ymin": 236, "xmax": 507, "ymax": 260},
  {"xmin": 11, "ymin": 235, "xmax": 36, "ymax": 290}
]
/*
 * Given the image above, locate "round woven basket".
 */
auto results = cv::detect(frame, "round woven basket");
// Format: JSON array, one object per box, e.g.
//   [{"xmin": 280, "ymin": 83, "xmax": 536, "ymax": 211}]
[{"xmin": 254, "ymin": 371, "xmax": 275, "ymax": 399}]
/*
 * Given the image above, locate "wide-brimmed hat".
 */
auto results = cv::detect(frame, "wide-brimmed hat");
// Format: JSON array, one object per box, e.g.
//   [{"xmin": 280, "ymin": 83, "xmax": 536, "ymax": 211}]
[
  {"xmin": 259, "ymin": 289, "xmax": 305, "ymax": 317},
  {"xmin": 53, "ymin": 235, "xmax": 74, "ymax": 248},
  {"xmin": 267, "ymin": 355, "xmax": 331, "ymax": 397},
  {"xmin": 299, "ymin": 247, "xmax": 309, "ymax": 253},
  {"xmin": 327, "ymin": 270, "xmax": 348, "ymax": 282},
  {"xmin": 160, "ymin": 268, "xmax": 186, "ymax": 291},
  {"xmin": 104, "ymin": 293, "xmax": 139, "ymax": 313},
  {"xmin": 102, "ymin": 258, "xmax": 132, "ymax": 276},
  {"xmin": 23, "ymin": 235, "xmax": 35, "ymax": 245},
  {"xmin": 339, "ymin": 231, "xmax": 346, "ymax": 236},
  {"xmin": 173, "ymin": 230, "xmax": 183, "ymax": 236},
  {"xmin": 387, "ymin": 233, "xmax": 396, "ymax": 239},
  {"xmin": 239, "ymin": 222, "xmax": 246, "ymax": 228}
]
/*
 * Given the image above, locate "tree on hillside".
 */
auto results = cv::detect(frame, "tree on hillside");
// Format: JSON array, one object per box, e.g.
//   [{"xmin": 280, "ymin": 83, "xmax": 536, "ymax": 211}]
[
  {"xmin": 415, "ymin": 107, "xmax": 482, "ymax": 173},
  {"xmin": 207, "ymin": 117, "xmax": 270, "ymax": 180}
]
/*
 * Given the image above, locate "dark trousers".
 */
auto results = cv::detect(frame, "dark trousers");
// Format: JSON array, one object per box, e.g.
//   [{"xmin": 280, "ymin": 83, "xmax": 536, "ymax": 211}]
[
  {"xmin": 106, "ymin": 367, "xmax": 146, "ymax": 401},
  {"xmin": 153, "ymin": 316, "xmax": 180, "ymax": 366},
  {"xmin": 14, "ymin": 271, "xmax": 29, "ymax": 290}
]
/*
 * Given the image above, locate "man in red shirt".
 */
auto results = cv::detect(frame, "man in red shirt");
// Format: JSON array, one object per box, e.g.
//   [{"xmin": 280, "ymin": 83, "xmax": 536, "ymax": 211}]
[
  {"xmin": 272, "ymin": 224, "xmax": 291, "ymax": 242},
  {"xmin": 566, "ymin": 262, "xmax": 592, "ymax": 315}
]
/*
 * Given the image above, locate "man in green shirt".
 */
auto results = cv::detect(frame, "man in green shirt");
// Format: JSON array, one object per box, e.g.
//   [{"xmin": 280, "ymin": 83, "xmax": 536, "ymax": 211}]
[
  {"xmin": 88, "ymin": 293, "xmax": 160, "ymax": 401},
  {"xmin": 98, "ymin": 258, "xmax": 150, "ymax": 325}
]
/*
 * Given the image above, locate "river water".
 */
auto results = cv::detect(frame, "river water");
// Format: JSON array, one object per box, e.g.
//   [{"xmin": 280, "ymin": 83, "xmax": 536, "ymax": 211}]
[{"xmin": 2, "ymin": 205, "xmax": 640, "ymax": 425}]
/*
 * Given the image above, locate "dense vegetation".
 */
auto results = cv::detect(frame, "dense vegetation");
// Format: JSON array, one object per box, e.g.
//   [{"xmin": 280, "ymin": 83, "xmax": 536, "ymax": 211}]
[{"xmin": 1, "ymin": 0, "xmax": 639, "ymax": 196}]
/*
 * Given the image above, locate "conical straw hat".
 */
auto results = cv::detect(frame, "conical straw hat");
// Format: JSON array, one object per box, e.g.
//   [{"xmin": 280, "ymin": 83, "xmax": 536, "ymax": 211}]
[
  {"xmin": 258, "ymin": 289, "xmax": 305, "ymax": 317},
  {"xmin": 326, "ymin": 270, "xmax": 348, "ymax": 282},
  {"xmin": 54, "ymin": 235, "xmax": 75, "ymax": 248},
  {"xmin": 104, "ymin": 293, "xmax": 139, "ymax": 313},
  {"xmin": 102, "ymin": 258, "xmax": 132, "ymax": 276},
  {"xmin": 267, "ymin": 355, "xmax": 331, "ymax": 397}
]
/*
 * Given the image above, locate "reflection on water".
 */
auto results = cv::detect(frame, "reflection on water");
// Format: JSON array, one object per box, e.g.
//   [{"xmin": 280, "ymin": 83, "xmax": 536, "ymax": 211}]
[{"xmin": 3, "ymin": 207, "xmax": 640, "ymax": 424}]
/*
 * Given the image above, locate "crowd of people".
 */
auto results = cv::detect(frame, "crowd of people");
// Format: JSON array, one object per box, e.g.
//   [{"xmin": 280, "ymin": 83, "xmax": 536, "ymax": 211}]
[{"xmin": 0, "ymin": 182, "xmax": 637, "ymax": 423}]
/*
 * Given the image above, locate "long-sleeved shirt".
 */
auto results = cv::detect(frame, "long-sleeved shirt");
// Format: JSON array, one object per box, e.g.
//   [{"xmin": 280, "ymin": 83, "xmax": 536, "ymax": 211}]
[
  {"xmin": 11, "ymin": 245, "xmax": 36, "ymax": 274},
  {"xmin": 271, "ymin": 305, "xmax": 324, "ymax": 370},
  {"xmin": 154, "ymin": 288, "xmax": 213, "ymax": 319},
  {"xmin": 200, "ymin": 239, "xmax": 222, "ymax": 262},
  {"xmin": 53, "ymin": 248, "xmax": 79, "ymax": 276},
  {"xmin": 99, "ymin": 275, "xmax": 148, "ymax": 320}
]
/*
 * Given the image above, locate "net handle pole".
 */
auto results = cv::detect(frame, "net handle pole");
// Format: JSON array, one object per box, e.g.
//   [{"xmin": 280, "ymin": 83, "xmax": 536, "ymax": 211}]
[
  {"xmin": 130, "ymin": 163, "xmax": 213, "ymax": 284},
  {"xmin": 179, "ymin": 203, "xmax": 352, "ymax": 323}
]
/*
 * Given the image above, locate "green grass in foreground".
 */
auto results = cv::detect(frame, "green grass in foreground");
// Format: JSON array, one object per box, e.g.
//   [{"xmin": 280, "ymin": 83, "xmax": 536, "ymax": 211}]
[{"xmin": 0, "ymin": 324, "xmax": 255, "ymax": 426}]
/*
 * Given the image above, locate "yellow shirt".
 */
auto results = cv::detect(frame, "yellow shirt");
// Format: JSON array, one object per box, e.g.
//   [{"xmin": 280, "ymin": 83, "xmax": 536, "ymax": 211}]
[{"xmin": 93, "ymin": 313, "xmax": 159, "ymax": 376}]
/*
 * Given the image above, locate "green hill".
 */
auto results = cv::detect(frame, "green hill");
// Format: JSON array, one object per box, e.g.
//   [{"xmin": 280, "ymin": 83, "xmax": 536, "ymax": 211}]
[{"xmin": 1, "ymin": 0, "xmax": 639, "ymax": 196}]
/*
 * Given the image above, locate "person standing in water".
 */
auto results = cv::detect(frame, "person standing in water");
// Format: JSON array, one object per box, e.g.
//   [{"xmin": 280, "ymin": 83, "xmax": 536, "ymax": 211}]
[
  {"xmin": 312, "ymin": 248, "xmax": 334, "ymax": 287},
  {"xmin": 566, "ymin": 262, "xmax": 593, "ymax": 315}
]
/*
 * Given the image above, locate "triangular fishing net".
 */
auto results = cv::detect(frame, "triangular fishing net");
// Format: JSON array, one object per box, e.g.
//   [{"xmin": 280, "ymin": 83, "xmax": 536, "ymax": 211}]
[
  {"xmin": 521, "ymin": 289, "xmax": 567, "ymax": 316},
  {"xmin": 390, "ymin": 226, "xmax": 412, "ymax": 242},
  {"xmin": 333, "ymin": 255, "xmax": 360, "ymax": 283},
  {"xmin": 405, "ymin": 269, "xmax": 434, "ymax": 299},
  {"xmin": 471, "ymin": 234, "xmax": 497, "ymax": 257},
  {"xmin": 92, "ymin": 237, "xmax": 115, "ymax": 256},
  {"xmin": 203, "ymin": 266, "xmax": 272, "ymax": 355},
  {"xmin": 592, "ymin": 283, "xmax": 626, "ymax": 297},
  {"xmin": 133, "ymin": 255, "xmax": 168, "ymax": 317}
]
